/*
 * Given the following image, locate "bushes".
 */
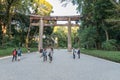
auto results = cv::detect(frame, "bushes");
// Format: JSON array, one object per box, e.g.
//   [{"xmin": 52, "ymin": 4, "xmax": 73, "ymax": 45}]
[
  {"xmin": 102, "ymin": 39, "xmax": 117, "ymax": 51},
  {"xmin": 29, "ymin": 41, "xmax": 38, "ymax": 48},
  {"xmin": 81, "ymin": 49, "xmax": 120, "ymax": 63},
  {"xmin": 0, "ymin": 47, "xmax": 37, "ymax": 57},
  {"xmin": 79, "ymin": 26, "xmax": 97, "ymax": 49}
]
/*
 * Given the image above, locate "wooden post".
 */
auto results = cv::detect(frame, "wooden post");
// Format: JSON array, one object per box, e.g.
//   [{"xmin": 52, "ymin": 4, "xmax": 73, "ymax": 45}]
[
  {"xmin": 68, "ymin": 18, "xmax": 72, "ymax": 52},
  {"xmin": 38, "ymin": 17, "xmax": 44, "ymax": 51}
]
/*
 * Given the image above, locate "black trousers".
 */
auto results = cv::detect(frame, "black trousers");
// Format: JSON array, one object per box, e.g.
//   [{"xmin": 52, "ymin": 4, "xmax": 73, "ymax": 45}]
[
  {"xmin": 73, "ymin": 53, "xmax": 75, "ymax": 59},
  {"xmin": 12, "ymin": 55, "xmax": 17, "ymax": 61},
  {"xmin": 49, "ymin": 56, "xmax": 52, "ymax": 61},
  {"xmin": 78, "ymin": 54, "xmax": 80, "ymax": 59}
]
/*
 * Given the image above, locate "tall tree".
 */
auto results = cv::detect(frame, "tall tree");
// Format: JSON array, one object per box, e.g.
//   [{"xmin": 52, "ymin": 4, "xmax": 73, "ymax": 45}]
[
  {"xmin": 0, "ymin": 0, "xmax": 34, "ymax": 47},
  {"xmin": 26, "ymin": 0, "xmax": 53, "ymax": 47},
  {"xmin": 32, "ymin": 0, "xmax": 53, "ymax": 15},
  {"xmin": 0, "ymin": 19, "xmax": 2, "ymax": 46}
]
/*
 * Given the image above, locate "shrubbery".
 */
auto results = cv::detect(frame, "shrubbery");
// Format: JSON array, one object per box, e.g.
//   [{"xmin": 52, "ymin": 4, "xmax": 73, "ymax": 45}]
[{"xmin": 102, "ymin": 39, "xmax": 117, "ymax": 51}]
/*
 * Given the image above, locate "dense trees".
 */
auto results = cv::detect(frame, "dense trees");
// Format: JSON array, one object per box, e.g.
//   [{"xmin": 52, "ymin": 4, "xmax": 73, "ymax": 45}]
[
  {"xmin": 0, "ymin": 0, "xmax": 33, "ymax": 47},
  {"xmin": 60, "ymin": 0, "xmax": 120, "ymax": 50},
  {"xmin": 52, "ymin": 26, "xmax": 79, "ymax": 48},
  {"xmin": 33, "ymin": 0, "xmax": 53, "ymax": 15},
  {"xmin": 0, "ymin": 0, "xmax": 120, "ymax": 50},
  {"xmin": 0, "ymin": 0, "xmax": 53, "ymax": 48}
]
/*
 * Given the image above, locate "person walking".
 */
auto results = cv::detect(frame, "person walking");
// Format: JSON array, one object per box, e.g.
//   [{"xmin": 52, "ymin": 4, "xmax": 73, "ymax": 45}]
[
  {"xmin": 12, "ymin": 49, "xmax": 17, "ymax": 62},
  {"xmin": 73, "ymin": 48, "xmax": 76, "ymax": 59},
  {"xmin": 42, "ymin": 48, "xmax": 47, "ymax": 62},
  {"xmin": 77, "ymin": 48, "xmax": 80, "ymax": 59},
  {"xmin": 17, "ymin": 48, "xmax": 22, "ymax": 61},
  {"xmin": 48, "ymin": 48, "xmax": 54, "ymax": 63}
]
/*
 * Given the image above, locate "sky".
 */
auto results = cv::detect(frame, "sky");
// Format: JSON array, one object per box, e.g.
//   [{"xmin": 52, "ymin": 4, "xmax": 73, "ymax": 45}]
[{"xmin": 46, "ymin": 0, "xmax": 79, "ymax": 16}]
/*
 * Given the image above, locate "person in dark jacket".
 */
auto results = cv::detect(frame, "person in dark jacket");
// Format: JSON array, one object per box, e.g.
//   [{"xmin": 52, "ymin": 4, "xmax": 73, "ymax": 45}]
[
  {"xmin": 42, "ymin": 48, "xmax": 47, "ymax": 62},
  {"xmin": 77, "ymin": 48, "xmax": 80, "ymax": 59},
  {"xmin": 72, "ymin": 48, "xmax": 76, "ymax": 59}
]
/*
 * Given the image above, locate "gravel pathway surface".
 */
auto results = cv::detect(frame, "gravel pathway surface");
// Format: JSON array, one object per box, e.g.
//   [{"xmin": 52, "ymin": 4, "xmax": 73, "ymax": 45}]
[{"xmin": 0, "ymin": 49, "xmax": 120, "ymax": 80}]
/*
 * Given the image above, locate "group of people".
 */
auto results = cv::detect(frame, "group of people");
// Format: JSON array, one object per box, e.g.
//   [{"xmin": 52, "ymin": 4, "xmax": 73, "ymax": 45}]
[
  {"xmin": 12, "ymin": 48, "xmax": 22, "ymax": 62},
  {"xmin": 12, "ymin": 47, "xmax": 80, "ymax": 62},
  {"xmin": 40, "ymin": 47, "xmax": 54, "ymax": 63},
  {"xmin": 73, "ymin": 48, "xmax": 80, "ymax": 59}
]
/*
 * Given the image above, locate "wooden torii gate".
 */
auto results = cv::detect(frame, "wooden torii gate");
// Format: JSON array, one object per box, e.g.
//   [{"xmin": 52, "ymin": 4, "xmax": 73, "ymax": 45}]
[{"xmin": 30, "ymin": 15, "xmax": 80, "ymax": 52}]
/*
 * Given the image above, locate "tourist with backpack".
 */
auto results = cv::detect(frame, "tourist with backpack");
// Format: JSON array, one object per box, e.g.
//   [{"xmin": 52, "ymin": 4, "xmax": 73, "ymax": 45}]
[
  {"xmin": 12, "ymin": 49, "xmax": 17, "ymax": 62},
  {"xmin": 17, "ymin": 48, "xmax": 22, "ymax": 61},
  {"xmin": 73, "ymin": 48, "xmax": 76, "ymax": 59},
  {"xmin": 42, "ymin": 48, "xmax": 47, "ymax": 62},
  {"xmin": 77, "ymin": 48, "xmax": 80, "ymax": 59}
]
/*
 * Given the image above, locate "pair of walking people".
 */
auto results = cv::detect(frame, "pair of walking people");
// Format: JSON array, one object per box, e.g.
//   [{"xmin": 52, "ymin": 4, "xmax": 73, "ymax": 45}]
[
  {"xmin": 12, "ymin": 48, "xmax": 22, "ymax": 62},
  {"xmin": 41, "ymin": 47, "xmax": 54, "ymax": 63},
  {"xmin": 73, "ymin": 48, "xmax": 80, "ymax": 59}
]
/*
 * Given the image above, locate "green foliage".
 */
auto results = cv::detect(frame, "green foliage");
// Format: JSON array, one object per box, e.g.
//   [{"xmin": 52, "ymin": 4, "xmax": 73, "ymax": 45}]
[
  {"xmin": 73, "ymin": 42, "xmax": 79, "ymax": 48},
  {"xmin": 1, "ymin": 35, "xmax": 9, "ymax": 47},
  {"xmin": 3, "ymin": 36, "xmax": 20, "ymax": 47},
  {"xmin": 81, "ymin": 49, "xmax": 120, "ymax": 63},
  {"xmin": 44, "ymin": 26, "xmax": 54, "ymax": 35},
  {"xmin": 103, "ymin": 39, "xmax": 117, "ymax": 50},
  {"xmin": 53, "ymin": 29, "xmax": 67, "ymax": 48},
  {"xmin": 61, "ymin": 0, "xmax": 120, "ymax": 50},
  {"xmin": 0, "ymin": 47, "xmax": 37, "ymax": 57},
  {"xmin": 79, "ymin": 26, "xmax": 97, "ymax": 49},
  {"xmin": 5, "ymin": 40, "xmax": 17, "ymax": 47},
  {"xmin": 52, "ymin": 27, "xmax": 79, "ymax": 48},
  {"xmin": 29, "ymin": 40, "xmax": 38, "ymax": 48},
  {"xmin": 102, "ymin": 39, "xmax": 117, "ymax": 51},
  {"xmin": 42, "ymin": 26, "xmax": 54, "ymax": 47}
]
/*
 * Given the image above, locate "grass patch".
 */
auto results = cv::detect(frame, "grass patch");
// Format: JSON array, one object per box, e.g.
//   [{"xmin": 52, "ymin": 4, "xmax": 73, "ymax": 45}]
[
  {"xmin": 81, "ymin": 49, "xmax": 120, "ymax": 63},
  {"xmin": 0, "ymin": 47, "xmax": 38, "ymax": 57}
]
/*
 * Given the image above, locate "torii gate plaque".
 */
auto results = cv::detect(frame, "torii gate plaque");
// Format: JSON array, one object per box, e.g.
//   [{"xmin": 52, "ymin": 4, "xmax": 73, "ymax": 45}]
[{"xmin": 30, "ymin": 15, "xmax": 80, "ymax": 52}]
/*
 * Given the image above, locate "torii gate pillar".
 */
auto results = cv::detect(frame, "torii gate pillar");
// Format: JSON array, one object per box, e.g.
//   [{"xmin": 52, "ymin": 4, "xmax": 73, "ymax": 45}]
[
  {"xmin": 38, "ymin": 18, "xmax": 44, "ymax": 51},
  {"xmin": 68, "ymin": 18, "xmax": 72, "ymax": 52}
]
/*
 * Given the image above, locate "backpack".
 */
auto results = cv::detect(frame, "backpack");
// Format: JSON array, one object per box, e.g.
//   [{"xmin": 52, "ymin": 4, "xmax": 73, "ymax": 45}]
[{"xmin": 13, "ymin": 50, "xmax": 16, "ymax": 56}]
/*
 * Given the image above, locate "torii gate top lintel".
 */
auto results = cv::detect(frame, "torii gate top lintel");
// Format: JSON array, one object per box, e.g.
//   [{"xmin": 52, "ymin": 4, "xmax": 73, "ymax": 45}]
[{"xmin": 30, "ymin": 15, "xmax": 81, "ymax": 21}]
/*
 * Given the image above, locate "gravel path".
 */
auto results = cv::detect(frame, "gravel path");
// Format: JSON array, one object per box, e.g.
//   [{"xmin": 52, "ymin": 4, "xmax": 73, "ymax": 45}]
[{"xmin": 0, "ymin": 49, "xmax": 120, "ymax": 80}]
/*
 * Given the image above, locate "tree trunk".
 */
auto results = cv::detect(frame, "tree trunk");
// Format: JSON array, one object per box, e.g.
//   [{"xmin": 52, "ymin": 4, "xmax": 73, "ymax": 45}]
[
  {"xmin": 6, "ymin": 4, "xmax": 12, "ymax": 38},
  {"xmin": 104, "ymin": 29, "xmax": 109, "ymax": 41},
  {"xmin": 0, "ymin": 21, "xmax": 2, "ymax": 46},
  {"xmin": 26, "ymin": 25, "xmax": 31, "ymax": 48}
]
